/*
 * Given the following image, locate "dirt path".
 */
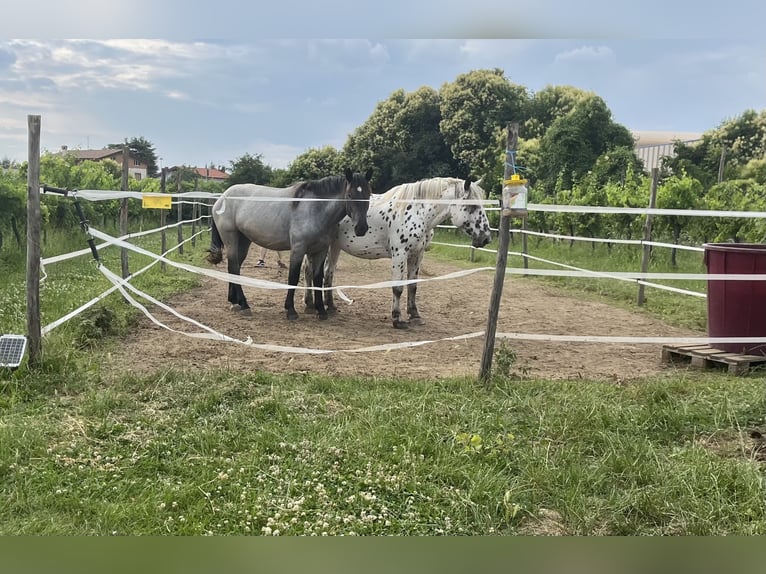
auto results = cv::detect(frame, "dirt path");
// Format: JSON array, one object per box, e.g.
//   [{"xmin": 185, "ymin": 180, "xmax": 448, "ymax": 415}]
[{"xmin": 106, "ymin": 252, "xmax": 703, "ymax": 381}]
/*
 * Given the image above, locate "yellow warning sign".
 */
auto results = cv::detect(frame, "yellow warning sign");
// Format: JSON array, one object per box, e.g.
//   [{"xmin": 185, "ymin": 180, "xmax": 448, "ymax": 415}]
[{"xmin": 142, "ymin": 194, "xmax": 172, "ymax": 209}]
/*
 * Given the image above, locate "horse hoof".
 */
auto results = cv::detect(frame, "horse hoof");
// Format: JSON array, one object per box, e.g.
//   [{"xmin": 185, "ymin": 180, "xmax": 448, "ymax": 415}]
[
  {"xmin": 409, "ymin": 317, "xmax": 425, "ymax": 326},
  {"xmin": 230, "ymin": 304, "xmax": 251, "ymax": 316},
  {"xmin": 317, "ymin": 313, "xmax": 329, "ymax": 321},
  {"xmin": 393, "ymin": 320, "xmax": 409, "ymax": 330},
  {"xmin": 304, "ymin": 306, "xmax": 317, "ymax": 314},
  {"xmin": 287, "ymin": 311, "xmax": 299, "ymax": 321}
]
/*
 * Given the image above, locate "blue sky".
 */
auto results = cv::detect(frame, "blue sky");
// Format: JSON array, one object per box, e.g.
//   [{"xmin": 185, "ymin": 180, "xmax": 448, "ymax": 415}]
[{"xmin": 1, "ymin": 7, "xmax": 764, "ymax": 171}]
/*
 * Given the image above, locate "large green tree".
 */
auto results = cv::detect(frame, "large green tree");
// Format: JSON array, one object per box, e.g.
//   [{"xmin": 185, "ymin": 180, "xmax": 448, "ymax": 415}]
[
  {"xmin": 538, "ymin": 95, "xmax": 635, "ymax": 196},
  {"xmin": 344, "ymin": 86, "xmax": 457, "ymax": 191},
  {"xmin": 285, "ymin": 146, "xmax": 346, "ymax": 183},
  {"xmin": 226, "ymin": 153, "xmax": 273, "ymax": 186},
  {"xmin": 525, "ymin": 85, "xmax": 595, "ymax": 140},
  {"xmin": 439, "ymin": 69, "xmax": 528, "ymax": 185}
]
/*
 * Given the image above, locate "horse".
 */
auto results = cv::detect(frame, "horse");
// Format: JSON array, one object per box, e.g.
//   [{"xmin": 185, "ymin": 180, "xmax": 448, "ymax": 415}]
[
  {"xmin": 304, "ymin": 176, "xmax": 492, "ymax": 328},
  {"xmin": 207, "ymin": 168, "xmax": 372, "ymax": 321}
]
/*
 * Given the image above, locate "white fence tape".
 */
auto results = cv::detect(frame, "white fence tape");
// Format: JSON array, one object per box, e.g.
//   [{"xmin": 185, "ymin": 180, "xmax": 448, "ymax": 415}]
[
  {"xmin": 41, "ymin": 228, "xmax": 207, "ymax": 335},
  {"xmin": 65, "ymin": 188, "xmax": 766, "ymax": 218},
  {"xmin": 514, "ymin": 228, "xmax": 706, "ymax": 253},
  {"xmin": 527, "ymin": 203, "xmax": 766, "ymax": 219}
]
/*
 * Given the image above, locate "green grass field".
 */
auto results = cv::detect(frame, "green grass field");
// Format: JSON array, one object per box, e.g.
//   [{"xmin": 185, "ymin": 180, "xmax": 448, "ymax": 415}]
[{"xmin": 0, "ymin": 222, "xmax": 763, "ymax": 535}]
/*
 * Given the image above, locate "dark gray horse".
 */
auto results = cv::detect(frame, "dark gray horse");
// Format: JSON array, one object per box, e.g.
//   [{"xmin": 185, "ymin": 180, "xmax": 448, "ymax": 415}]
[{"xmin": 207, "ymin": 168, "xmax": 372, "ymax": 320}]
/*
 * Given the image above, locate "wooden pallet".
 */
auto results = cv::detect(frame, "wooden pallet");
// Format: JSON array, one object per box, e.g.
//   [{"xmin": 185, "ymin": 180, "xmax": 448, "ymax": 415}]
[{"xmin": 662, "ymin": 344, "xmax": 766, "ymax": 375}]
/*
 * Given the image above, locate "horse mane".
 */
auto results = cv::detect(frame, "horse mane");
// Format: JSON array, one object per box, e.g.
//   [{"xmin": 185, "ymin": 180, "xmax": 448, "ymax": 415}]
[
  {"xmin": 377, "ymin": 177, "xmax": 483, "ymax": 214},
  {"xmin": 293, "ymin": 175, "xmax": 346, "ymax": 199}
]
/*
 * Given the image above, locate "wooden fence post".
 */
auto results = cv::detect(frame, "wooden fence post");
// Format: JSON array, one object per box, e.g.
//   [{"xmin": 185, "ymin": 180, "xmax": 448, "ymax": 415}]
[
  {"xmin": 637, "ymin": 168, "xmax": 659, "ymax": 306},
  {"xmin": 120, "ymin": 145, "xmax": 130, "ymax": 278},
  {"xmin": 479, "ymin": 122, "xmax": 520, "ymax": 384},
  {"xmin": 26, "ymin": 114, "xmax": 42, "ymax": 366},
  {"xmin": 160, "ymin": 167, "xmax": 167, "ymax": 271},
  {"xmin": 177, "ymin": 170, "xmax": 184, "ymax": 255}
]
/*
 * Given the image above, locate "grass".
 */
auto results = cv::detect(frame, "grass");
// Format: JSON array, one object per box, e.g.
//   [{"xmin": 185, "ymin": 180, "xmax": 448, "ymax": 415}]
[
  {"xmin": 0, "ymin": 217, "xmax": 764, "ymax": 535},
  {"xmin": 1, "ymin": 365, "xmax": 764, "ymax": 535}
]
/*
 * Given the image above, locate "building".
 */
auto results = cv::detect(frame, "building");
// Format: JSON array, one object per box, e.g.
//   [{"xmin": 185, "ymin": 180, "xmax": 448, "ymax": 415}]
[
  {"xmin": 191, "ymin": 166, "xmax": 228, "ymax": 182},
  {"xmin": 58, "ymin": 146, "xmax": 148, "ymax": 180},
  {"xmin": 631, "ymin": 130, "xmax": 703, "ymax": 172}
]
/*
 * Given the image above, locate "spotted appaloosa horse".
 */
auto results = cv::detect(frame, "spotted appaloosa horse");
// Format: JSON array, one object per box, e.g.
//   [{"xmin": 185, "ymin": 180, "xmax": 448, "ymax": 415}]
[
  {"xmin": 304, "ymin": 176, "xmax": 492, "ymax": 328},
  {"xmin": 207, "ymin": 168, "xmax": 372, "ymax": 321}
]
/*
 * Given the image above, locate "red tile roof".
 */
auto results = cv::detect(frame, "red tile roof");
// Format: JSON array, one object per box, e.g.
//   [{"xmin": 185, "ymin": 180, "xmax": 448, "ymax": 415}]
[{"xmin": 193, "ymin": 167, "xmax": 228, "ymax": 180}]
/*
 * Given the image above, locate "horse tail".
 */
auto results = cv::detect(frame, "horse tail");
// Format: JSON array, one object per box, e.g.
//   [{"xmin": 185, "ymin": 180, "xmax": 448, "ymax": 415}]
[{"xmin": 206, "ymin": 214, "xmax": 224, "ymax": 264}]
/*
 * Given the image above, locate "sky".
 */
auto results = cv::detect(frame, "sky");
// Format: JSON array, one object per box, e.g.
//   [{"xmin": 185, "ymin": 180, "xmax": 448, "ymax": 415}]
[{"xmin": 1, "ymin": 4, "xmax": 764, "ymax": 172}]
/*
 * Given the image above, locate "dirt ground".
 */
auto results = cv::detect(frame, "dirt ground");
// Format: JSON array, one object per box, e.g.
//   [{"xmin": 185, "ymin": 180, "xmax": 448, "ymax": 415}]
[{"xmin": 106, "ymin": 252, "xmax": 704, "ymax": 381}]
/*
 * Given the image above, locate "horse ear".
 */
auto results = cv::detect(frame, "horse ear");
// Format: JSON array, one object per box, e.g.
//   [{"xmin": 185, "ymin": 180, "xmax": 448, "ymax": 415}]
[
  {"xmin": 475, "ymin": 177, "xmax": 484, "ymax": 186},
  {"xmin": 464, "ymin": 178, "xmax": 472, "ymax": 192},
  {"xmin": 344, "ymin": 167, "xmax": 353, "ymax": 182},
  {"xmin": 364, "ymin": 168, "xmax": 373, "ymax": 181}
]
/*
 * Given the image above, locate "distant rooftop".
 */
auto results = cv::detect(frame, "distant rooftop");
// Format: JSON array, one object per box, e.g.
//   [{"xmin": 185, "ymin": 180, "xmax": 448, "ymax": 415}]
[{"xmin": 631, "ymin": 130, "xmax": 703, "ymax": 147}]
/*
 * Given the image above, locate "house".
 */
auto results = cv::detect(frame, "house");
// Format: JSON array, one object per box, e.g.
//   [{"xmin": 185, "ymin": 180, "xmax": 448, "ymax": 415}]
[
  {"xmin": 57, "ymin": 146, "xmax": 148, "ymax": 180},
  {"xmin": 191, "ymin": 166, "xmax": 228, "ymax": 182},
  {"xmin": 631, "ymin": 130, "xmax": 703, "ymax": 172}
]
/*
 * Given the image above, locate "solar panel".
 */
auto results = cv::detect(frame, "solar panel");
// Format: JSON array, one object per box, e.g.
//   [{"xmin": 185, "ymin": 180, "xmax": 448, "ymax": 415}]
[{"xmin": 0, "ymin": 335, "xmax": 28, "ymax": 368}]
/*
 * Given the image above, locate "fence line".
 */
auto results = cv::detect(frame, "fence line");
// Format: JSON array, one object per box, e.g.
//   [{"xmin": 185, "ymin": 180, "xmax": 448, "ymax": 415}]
[{"xmin": 29, "ymin": 185, "xmax": 766, "ymax": 357}]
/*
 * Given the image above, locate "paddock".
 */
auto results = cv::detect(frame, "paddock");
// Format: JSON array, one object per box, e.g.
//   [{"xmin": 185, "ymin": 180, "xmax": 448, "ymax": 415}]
[{"xmin": 104, "ymin": 250, "xmax": 704, "ymax": 381}]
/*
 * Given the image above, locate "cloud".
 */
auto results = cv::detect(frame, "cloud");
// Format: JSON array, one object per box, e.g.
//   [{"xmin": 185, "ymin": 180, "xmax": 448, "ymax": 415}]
[
  {"xmin": 554, "ymin": 45, "xmax": 616, "ymax": 64},
  {"xmin": 305, "ymin": 40, "xmax": 390, "ymax": 70},
  {"xmin": 246, "ymin": 140, "xmax": 305, "ymax": 170}
]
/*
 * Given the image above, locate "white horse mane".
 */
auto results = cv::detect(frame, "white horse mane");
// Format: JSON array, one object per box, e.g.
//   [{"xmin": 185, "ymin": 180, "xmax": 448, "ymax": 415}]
[{"xmin": 375, "ymin": 177, "xmax": 484, "ymax": 214}]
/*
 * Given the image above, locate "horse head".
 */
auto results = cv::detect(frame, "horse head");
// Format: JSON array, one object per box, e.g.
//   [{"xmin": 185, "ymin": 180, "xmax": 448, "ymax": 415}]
[
  {"xmin": 450, "ymin": 177, "xmax": 492, "ymax": 248},
  {"xmin": 344, "ymin": 167, "xmax": 373, "ymax": 237}
]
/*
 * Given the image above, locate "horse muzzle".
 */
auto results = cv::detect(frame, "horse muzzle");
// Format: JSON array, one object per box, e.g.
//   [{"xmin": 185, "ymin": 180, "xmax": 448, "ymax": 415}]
[
  {"xmin": 354, "ymin": 221, "xmax": 369, "ymax": 236},
  {"xmin": 472, "ymin": 234, "xmax": 491, "ymax": 248}
]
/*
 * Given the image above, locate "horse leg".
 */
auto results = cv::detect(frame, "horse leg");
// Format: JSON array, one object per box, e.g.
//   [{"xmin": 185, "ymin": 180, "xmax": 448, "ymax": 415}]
[
  {"xmin": 227, "ymin": 233, "xmax": 251, "ymax": 315},
  {"xmin": 390, "ymin": 254, "xmax": 408, "ymax": 329},
  {"xmin": 406, "ymin": 248, "xmax": 426, "ymax": 325},
  {"xmin": 323, "ymin": 241, "xmax": 341, "ymax": 314},
  {"xmin": 284, "ymin": 251, "xmax": 305, "ymax": 321},
  {"xmin": 303, "ymin": 255, "xmax": 316, "ymax": 313},
  {"xmin": 309, "ymin": 251, "xmax": 329, "ymax": 320}
]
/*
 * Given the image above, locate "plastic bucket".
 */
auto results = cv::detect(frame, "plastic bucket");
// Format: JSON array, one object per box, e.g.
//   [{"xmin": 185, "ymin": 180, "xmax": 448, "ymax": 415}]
[{"xmin": 704, "ymin": 243, "xmax": 766, "ymax": 355}]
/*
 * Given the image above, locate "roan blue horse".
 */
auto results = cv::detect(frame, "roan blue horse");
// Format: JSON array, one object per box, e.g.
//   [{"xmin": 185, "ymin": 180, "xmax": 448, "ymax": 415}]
[{"xmin": 207, "ymin": 168, "xmax": 372, "ymax": 320}]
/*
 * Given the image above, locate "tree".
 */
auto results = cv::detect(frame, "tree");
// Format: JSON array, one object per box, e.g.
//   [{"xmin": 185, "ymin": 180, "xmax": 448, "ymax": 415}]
[
  {"xmin": 439, "ymin": 69, "xmax": 528, "ymax": 187},
  {"xmin": 344, "ymin": 89, "xmax": 406, "ymax": 191},
  {"xmin": 538, "ymin": 95, "xmax": 635, "ymax": 196},
  {"xmin": 664, "ymin": 109, "xmax": 766, "ymax": 189},
  {"xmin": 344, "ymin": 86, "xmax": 457, "ymax": 192},
  {"xmin": 108, "ymin": 136, "xmax": 160, "ymax": 177},
  {"xmin": 389, "ymin": 86, "xmax": 457, "ymax": 184},
  {"xmin": 285, "ymin": 146, "xmax": 346, "ymax": 183},
  {"xmin": 226, "ymin": 153, "xmax": 273, "ymax": 185},
  {"xmin": 525, "ymin": 85, "xmax": 595, "ymax": 140}
]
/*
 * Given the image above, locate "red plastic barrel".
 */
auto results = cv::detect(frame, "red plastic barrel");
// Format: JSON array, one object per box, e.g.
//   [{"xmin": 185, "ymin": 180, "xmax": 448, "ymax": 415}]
[{"xmin": 704, "ymin": 243, "xmax": 766, "ymax": 355}]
